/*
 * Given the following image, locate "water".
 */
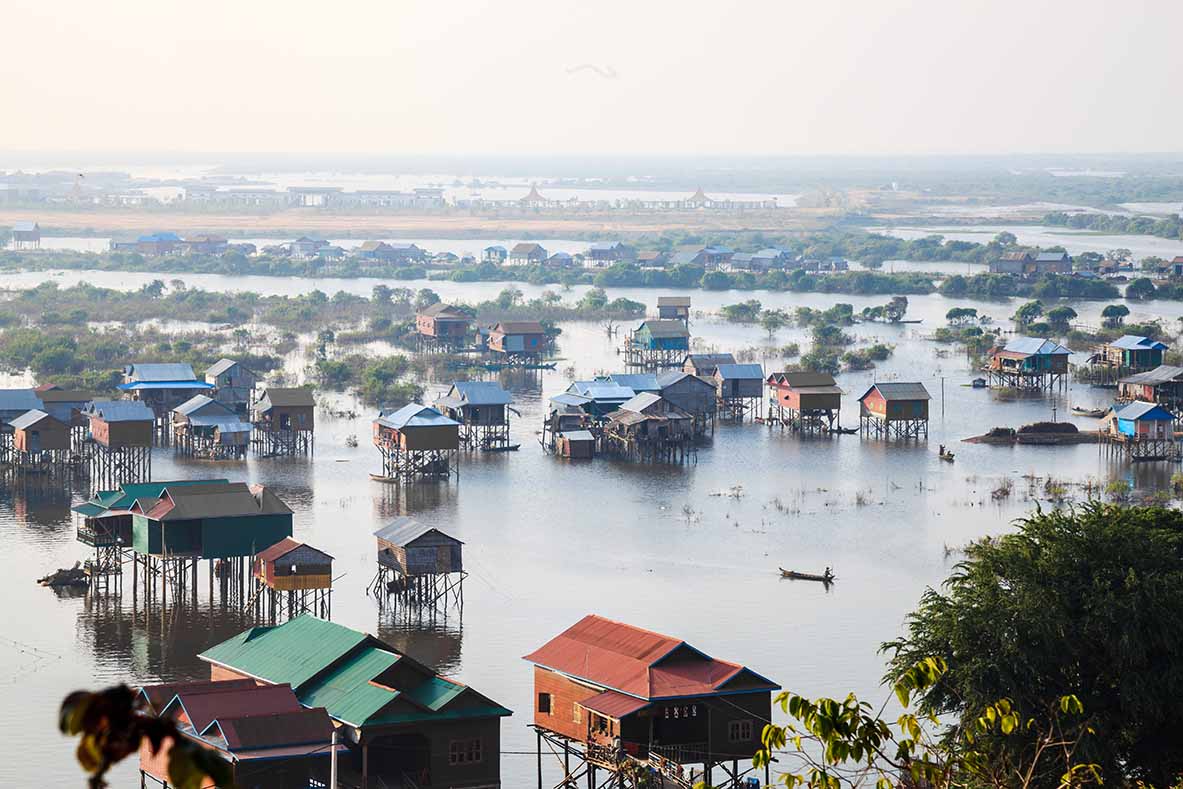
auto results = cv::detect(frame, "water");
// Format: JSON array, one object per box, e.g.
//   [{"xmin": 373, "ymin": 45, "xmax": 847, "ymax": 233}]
[
  {"xmin": 884, "ymin": 224, "xmax": 1183, "ymax": 261},
  {"xmin": 0, "ymin": 271, "xmax": 1166, "ymax": 787},
  {"xmin": 34, "ymin": 236, "xmax": 596, "ymax": 256}
]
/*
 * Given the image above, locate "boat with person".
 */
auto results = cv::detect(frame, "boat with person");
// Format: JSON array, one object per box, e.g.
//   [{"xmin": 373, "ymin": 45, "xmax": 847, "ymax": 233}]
[
  {"xmin": 779, "ymin": 567, "xmax": 835, "ymax": 584},
  {"xmin": 1071, "ymin": 406, "xmax": 1108, "ymax": 418}
]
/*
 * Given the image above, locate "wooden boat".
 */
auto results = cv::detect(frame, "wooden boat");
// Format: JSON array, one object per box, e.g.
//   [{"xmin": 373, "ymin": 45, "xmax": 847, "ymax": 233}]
[
  {"xmin": 830, "ymin": 426, "xmax": 857, "ymax": 435},
  {"xmin": 779, "ymin": 567, "xmax": 834, "ymax": 583},
  {"xmin": 971, "ymin": 378, "xmax": 987, "ymax": 389},
  {"xmin": 938, "ymin": 444, "xmax": 955, "ymax": 462},
  {"xmin": 481, "ymin": 444, "xmax": 521, "ymax": 453},
  {"xmin": 1071, "ymin": 406, "xmax": 1107, "ymax": 418},
  {"xmin": 481, "ymin": 362, "xmax": 557, "ymax": 371}
]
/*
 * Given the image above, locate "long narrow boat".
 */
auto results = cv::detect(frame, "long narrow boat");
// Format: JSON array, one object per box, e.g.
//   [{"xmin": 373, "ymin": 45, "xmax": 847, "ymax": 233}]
[
  {"xmin": 1071, "ymin": 406, "xmax": 1107, "ymax": 418},
  {"xmin": 779, "ymin": 567, "xmax": 834, "ymax": 583},
  {"xmin": 481, "ymin": 444, "xmax": 521, "ymax": 453}
]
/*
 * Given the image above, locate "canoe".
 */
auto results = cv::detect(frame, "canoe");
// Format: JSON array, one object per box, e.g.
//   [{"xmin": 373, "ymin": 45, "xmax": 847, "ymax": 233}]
[
  {"xmin": 482, "ymin": 444, "xmax": 521, "ymax": 453},
  {"xmin": 1071, "ymin": 407, "xmax": 1107, "ymax": 418},
  {"xmin": 830, "ymin": 426, "xmax": 857, "ymax": 435},
  {"xmin": 779, "ymin": 567, "xmax": 834, "ymax": 583}
]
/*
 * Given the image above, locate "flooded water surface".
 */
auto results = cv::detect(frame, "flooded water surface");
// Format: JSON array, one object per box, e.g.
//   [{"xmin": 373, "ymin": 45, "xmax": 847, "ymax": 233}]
[{"xmin": 0, "ymin": 271, "xmax": 1166, "ymax": 787}]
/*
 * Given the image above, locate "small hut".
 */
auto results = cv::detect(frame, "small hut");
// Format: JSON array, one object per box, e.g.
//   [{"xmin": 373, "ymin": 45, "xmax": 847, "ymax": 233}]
[
  {"xmin": 682, "ymin": 353, "xmax": 736, "ymax": 378},
  {"xmin": 372, "ymin": 404, "xmax": 460, "ymax": 482},
  {"xmin": 657, "ymin": 296, "xmax": 691, "ymax": 323},
  {"xmin": 416, "ymin": 303, "xmax": 472, "ymax": 350},
  {"xmin": 120, "ymin": 363, "xmax": 214, "ymax": 438},
  {"xmin": 858, "ymin": 382, "xmax": 930, "ymax": 439},
  {"xmin": 1118, "ymin": 365, "xmax": 1183, "ymax": 410},
  {"xmin": 1103, "ymin": 401, "xmax": 1179, "ymax": 461},
  {"xmin": 487, "ymin": 320, "xmax": 548, "ymax": 359},
  {"xmin": 624, "ymin": 319, "xmax": 690, "ymax": 369},
  {"xmin": 253, "ymin": 537, "xmax": 333, "ymax": 621},
  {"xmin": 9, "ymin": 409, "xmax": 74, "ymax": 477},
  {"xmin": 435, "ymin": 381, "xmax": 513, "ymax": 449},
  {"xmin": 713, "ymin": 363, "xmax": 765, "ymax": 421},
  {"xmin": 607, "ymin": 373, "xmax": 660, "ymax": 394},
  {"xmin": 252, "ymin": 387, "xmax": 315, "ymax": 456},
  {"xmin": 11, "ymin": 221, "xmax": 41, "ymax": 250},
  {"xmin": 371, "ymin": 518, "xmax": 465, "ymax": 608},
  {"xmin": 83, "ymin": 400, "xmax": 154, "ymax": 489},
  {"xmin": 173, "ymin": 394, "xmax": 250, "ymax": 459},
  {"xmin": 205, "ymin": 358, "xmax": 257, "ymax": 416},
  {"xmin": 657, "ymin": 370, "xmax": 717, "ymax": 434},
  {"xmin": 767, "ymin": 372, "xmax": 843, "ymax": 431},
  {"xmin": 565, "ymin": 380, "xmax": 637, "ymax": 419},
  {"xmin": 0, "ymin": 388, "xmax": 46, "ymax": 463},
  {"xmin": 985, "ymin": 337, "xmax": 1071, "ymax": 391},
  {"xmin": 602, "ymin": 393, "xmax": 694, "ymax": 462},
  {"xmin": 35, "ymin": 386, "xmax": 94, "ymax": 446},
  {"xmin": 556, "ymin": 429, "xmax": 595, "ymax": 459}
]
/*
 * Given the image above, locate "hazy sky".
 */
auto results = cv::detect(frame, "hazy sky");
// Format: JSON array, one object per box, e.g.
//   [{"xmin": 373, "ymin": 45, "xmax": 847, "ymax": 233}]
[{"xmin": 3, "ymin": 0, "xmax": 1181, "ymax": 157}]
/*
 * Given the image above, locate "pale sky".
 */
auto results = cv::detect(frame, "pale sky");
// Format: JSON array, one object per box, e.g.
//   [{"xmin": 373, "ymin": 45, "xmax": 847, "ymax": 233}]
[{"xmin": 2, "ymin": 0, "xmax": 1180, "ymax": 157}]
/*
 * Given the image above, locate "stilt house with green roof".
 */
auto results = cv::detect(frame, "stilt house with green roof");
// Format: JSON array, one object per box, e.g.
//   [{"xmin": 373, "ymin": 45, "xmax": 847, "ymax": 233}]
[{"xmin": 200, "ymin": 614, "xmax": 511, "ymax": 789}]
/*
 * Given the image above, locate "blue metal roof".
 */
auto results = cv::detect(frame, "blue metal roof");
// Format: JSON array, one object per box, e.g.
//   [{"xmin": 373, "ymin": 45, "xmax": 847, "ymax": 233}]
[
  {"xmin": 568, "ymin": 381, "xmax": 635, "ymax": 401},
  {"xmin": 118, "ymin": 381, "xmax": 214, "ymax": 392},
  {"xmin": 125, "ymin": 363, "xmax": 198, "ymax": 382},
  {"xmin": 9, "ymin": 409, "xmax": 53, "ymax": 430},
  {"xmin": 375, "ymin": 404, "xmax": 458, "ymax": 430},
  {"xmin": 372, "ymin": 516, "xmax": 462, "ymax": 546},
  {"xmin": 550, "ymin": 393, "xmax": 591, "ymax": 407},
  {"xmin": 1114, "ymin": 401, "xmax": 1174, "ymax": 421},
  {"xmin": 86, "ymin": 400, "xmax": 155, "ymax": 422},
  {"xmin": 716, "ymin": 363, "xmax": 764, "ymax": 380},
  {"xmin": 1002, "ymin": 336, "xmax": 1072, "ymax": 356},
  {"xmin": 0, "ymin": 388, "xmax": 44, "ymax": 415},
  {"xmin": 446, "ymin": 381, "xmax": 512, "ymax": 406},
  {"xmin": 608, "ymin": 374, "xmax": 660, "ymax": 392},
  {"xmin": 1110, "ymin": 335, "xmax": 1168, "ymax": 351}
]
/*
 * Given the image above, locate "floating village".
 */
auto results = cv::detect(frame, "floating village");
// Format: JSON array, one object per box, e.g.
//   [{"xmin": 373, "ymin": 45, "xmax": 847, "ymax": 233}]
[{"xmin": 10, "ymin": 276, "xmax": 1183, "ymax": 789}]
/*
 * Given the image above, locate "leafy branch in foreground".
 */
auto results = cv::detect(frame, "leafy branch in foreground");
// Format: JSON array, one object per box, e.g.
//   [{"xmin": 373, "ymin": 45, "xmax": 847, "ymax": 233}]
[
  {"xmin": 59, "ymin": 685, "xmax": 233, "ymax": 789},
  {"xmin": 734, "ymin": 658, "xmax": 1098, "ymax": 789}
]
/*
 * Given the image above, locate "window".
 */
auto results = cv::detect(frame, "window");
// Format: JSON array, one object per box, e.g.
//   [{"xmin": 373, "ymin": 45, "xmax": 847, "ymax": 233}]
[
  {"xmin": 449, "ymin": 738, "xmax": 482, "ymax": 766},
  {"xmin": 573, "ymin": 703, "xmax": 582, "ymax": 724},
  {"xmin": 538, "ymin": 692, "xmax": 552, "ymax": 714},
  {"xmin": 728, "ymin": 719, "xmax": 753, "ymax": 743}
]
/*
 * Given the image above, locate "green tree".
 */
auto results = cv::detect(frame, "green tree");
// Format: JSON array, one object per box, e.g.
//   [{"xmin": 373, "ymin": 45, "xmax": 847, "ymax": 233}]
[
  {"xmin": 577, "ymin": 287, "xmax": 608, "ymax": 311},
  {"xmin": 1045, "ymin": 305, "xmax": 1077, "ymax": 329},
  {"xmin": 884, "ymin": 503, "xmax": 1183, "ymax": 785},
  {"xmin": 496, "ymin": 286, "xmax": 523, "ymax": 309},
  {"xmin": 1101, "ymin": 303, "xmax": 1130, "ymax": 327},
  {"xmin": 801, "ymin": 348, "xmax": 840, "ymax": 374},
  {"xmin": 415, "ymin": 288, "xmax": 441, "ymax": 309},
  {"xmin": 884, "ymin": 295, "xmax": 909, "ymax": 322},
  {"xmin": 1011, "ymin": 300, "xmax": 1044, "ymax": 328},
  {"xmin": 760, "ymin": 308, "xmax": 789, "ymax": 338},
  {"xmin": 371, "ymin": 284, "xmax": 393, "ymax": 305},
  {"xmin": 1126, "ymin": 278, "xmax": 1156, "ymax": 300}
]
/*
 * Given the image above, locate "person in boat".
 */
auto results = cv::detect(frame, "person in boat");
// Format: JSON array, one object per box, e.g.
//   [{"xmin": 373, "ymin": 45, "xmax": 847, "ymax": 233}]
[{"xmin": 824, "ymin": 566, "xmax": 833, "ymax": 581}]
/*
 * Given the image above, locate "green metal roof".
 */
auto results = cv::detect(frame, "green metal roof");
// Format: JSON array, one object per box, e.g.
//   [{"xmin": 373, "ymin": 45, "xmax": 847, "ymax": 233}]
[
  {"xmin": 403, "ymin": 674, "xmax": 466, "ymax": 711},
  {"xmin": 367, "ymin": 703, "xmax": 513, "ymax": 727},
  {"xmin": 199, "ymin": 615, "xmax": 367, "ymax": 689},
  {"xmin": 76, "ymin": 479, "xmax": 231, "ymax": 515},
  {"xmin": 72, "ymin": 502, "xmax": 108, "ymax": 517},
  {"xmin": 299, "ymin": 646, "xmax": 402, "ymax": 726}
]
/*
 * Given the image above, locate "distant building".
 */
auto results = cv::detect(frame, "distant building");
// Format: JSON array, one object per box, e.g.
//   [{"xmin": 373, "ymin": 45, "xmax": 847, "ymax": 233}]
[
  {"xmin": 635, "ymin": 250, "xmax": 668, "ymax": 268},
  {"xmin": 135, "ymin": 232, "xmax": 182, "ymax": 256},
  {"xmin": 507, "ymin": 242, "xmax": 548, "ymax": 266},
  {"xmin": 10, "ymin": 221, "xmax": 40, "ymax": 250},
  {"xmin": 487, "ymin": 321, "xmax": 548, "ymax": 357},
  {"xmin": 482, "ymin": 245, "xmax": 508, "ymax": 265},
  {"xmin": 182, "ymin": 234, "xmax": 228, "ymax": 255},
  {"xmin": 584, "ymin": 241, "xmax": 635, "ymax": 267},
  {"xmin": 288, "ymin": 236, "xmax": 329, "ymax": 259},
  {"xmin": 416, "ymin": 303, "xmax": 471, "ymax": 344},
  {"xmin": 1032, "ymin": 251, "xmax": 1073, "ymax": 274},
  {"xmin": 520, "ymin": 184, "xmax": 550, "ymax": 209},
  {"xmin": 1118, "ymin": 364, "xmax": 1183, "ymax": 410},
  {"xmin": 545, "ymin": 251, "xmax": 574, "ymax": 268},
  {"xmin": 287, "ymin": 186, "xmax": 342, "ymax": 207},
  {"xmin": 682, "ymin": 353, "xmax": 736, "ymax": 378},
  {"xmin": 657, "ymin": 296, "xmax": 691, "ymax": 323},
  {"xmin": 1095, "ymin": 335, "xmax": 1168, "ymax": 373},
  {"xmin": 990, "ymin": 251, "xmax": 1032, "ymax": 275}
]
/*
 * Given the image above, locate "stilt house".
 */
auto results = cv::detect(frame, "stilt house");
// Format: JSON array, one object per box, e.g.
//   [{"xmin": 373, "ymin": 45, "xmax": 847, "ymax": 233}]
[
  {"xmin": 205, "ymin": 359, "xmax": 257, "ymax": 415},
  {"xmin": 252, "ymin": 387, "xmax": 315, "ymax": 455},
  {"xmin": 986, "ymin": 337, "xmax": 1072, "ymax": 390},
  {"xmin": 487, "ymin": 321, "xmax": 548, "ymax": 357},
  {"xmin": 200, "ymin": 615, "xmax": 512, "ymax": 789},
  {"xmin": 173, "ymin": 394, "xmax": 251, "ymax": 459},
  {"xmin": 1095, "ymin": 335, "xmax": 1168, "ymax": 373},
  {"xmin": 657, "ymin": 296, "xmax": 691, "ymax": 323},
  {"xmin": 1118, "ymin": 365, "xmax": 1183, "ymax": 409},
  {"xmin": 120, "ymin": 363, "xmax": 214, "ymax": 420},
  {"xmin": 524, "ymin": 615, "xmax": 779, "ymax": 787},
  {"xmin": 372, "ymin": 404, "xmax": 460, "ymax": 481},
  {"xmin": 435, "ymin": 381, "xmax": 512, "ymax": 449},
  {"xmin": 858, "ymin": 382, "xmax": 931, "ymax": 439},
  {"xmin": 416, "ymin": 303, "xmax": 472, "ymax": 346},
  {"xmin": 766, "ymin": 372, "xmax": 843, "ymax": 430},
  {"xmin": 682, "ymin": 353, "xmax": 736, "ymax": 378}
]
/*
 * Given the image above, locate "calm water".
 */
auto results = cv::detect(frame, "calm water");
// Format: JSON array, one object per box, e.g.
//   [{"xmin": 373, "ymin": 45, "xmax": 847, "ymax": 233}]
[
  {"xmin": 0, "ymin": 271, "xmax": 1172, "ymax": 787},
  {"xmin": 885, "ymin": 224, "xmax": 1183, "ymax": 261}
]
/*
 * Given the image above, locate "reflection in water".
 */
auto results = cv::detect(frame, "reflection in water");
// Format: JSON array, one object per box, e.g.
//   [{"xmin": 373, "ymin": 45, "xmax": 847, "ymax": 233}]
[{"xmin": 5, "ymin": 304, "xmax": 1182, "ymax": 787}]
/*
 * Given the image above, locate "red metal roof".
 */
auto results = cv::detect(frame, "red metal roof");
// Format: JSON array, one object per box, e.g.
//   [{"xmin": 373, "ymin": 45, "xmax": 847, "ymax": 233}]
[
  {"xmin": 214, "ymin": 708, "xmax": 334, "ymax": 751},
  {"xmin": 255, "ymin": 537, "xmax": 302, "ymax": 563},
  {"xmin": 523, "ymin": 614, "xmax": 777, "ymax": 700},
  {"xmin": 139, "ymin": 678, "xmax": 257, "ymax": 715},
  {"xmin": 580, "ymin": 690, "xmax": 651, "ymax": 719},
  {"xmin": 167, "ymin": 683, "xmax": 301, "ymax": 731}
]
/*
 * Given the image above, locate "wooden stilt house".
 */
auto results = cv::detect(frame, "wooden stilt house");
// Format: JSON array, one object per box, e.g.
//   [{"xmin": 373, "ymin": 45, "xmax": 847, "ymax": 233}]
[
  {"xmin": 435, "ymin": 381, "xmax": 513, "ymax": 450},
  {"xmin": 602, "ymin": 392, "xmax": 695, "ymax": 462},
  {"xmin": 372, "ymin": 404, "xmax": 460, "ymax": 482},
  {"xmin": 252, "ymin": 387, "xmax": 315, "ymax": 456},
  {"xmin": 713, "ymin": 363, "xmax": 764, "ymax": 421},
  {"xmin": 766, "ymin": 372, "xmax": 843, "ymax": 431},
  {"xmin": 205, "ymin": 358, "xmax": 257, "ymax": 416},
  {"xmin": 82, "ymin": 400, "xmax": 155, "ymax": 490},
  {"xmin": 416, "ymin": 303, "xmax": 472, "ymax": 350},
  {"xmin": 985, "ymin": 337, "xmax": 1072, "ymax": 391},
  {"xmin": 656, "ymin": 370, "xmax": 717, "ymax": 435},
  {"xmin": 524, "ymin": 614, "xmax": 779, "ymax": 789},
  {"xmin": 8, "ymin": 409, "xmax": 74, "ymax": 477},
  {"xmin": 0, "ymin": 388, "xmax": 46, "ymax": 464},
  {"xmin": 120, "ymin": 363, "xmax": 214, "ymax": 440},
  {"xmin": 1102, "ymin": 401, "xmax": 1180, "ymax": 461},
  {"xmin": 1118, "ymin": 365, "xmax": 1183, "ymax": 410},
  {"xmin": 200, "ymin": 615, "xmax": 512, "ymax": 789},
  {"xmin": 858, "ymin": 382, "xmax": 931, "ymax": 439},
  {"xmin": 657, "ymin": 296, "xmax": 691, "ymax": 323},
  {"xmin": 371, "ymin": 518, "xmax": 465, "ymax": 608},
  {"xmin": 487, "ymin": 321, "xmax": 549, "ymax": 360},
  {"xmin": 173, "ymin": 394, "xmax": 251, "ymax": 459},
  {"xmin": 253, "ymin": 537, "xmax": 333, "ymax": 621},
  {"xmin": 624, "ymin": 320, "xmax": 690, "ymax": 370},
  {"xmin": 682, "ymin": 353, "xmax": 736, "ymax": 378}
]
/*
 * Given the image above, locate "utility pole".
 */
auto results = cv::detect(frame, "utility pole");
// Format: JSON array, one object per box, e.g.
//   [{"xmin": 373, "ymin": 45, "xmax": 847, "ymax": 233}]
[{"xmin": 330, "ymin": 728, "xmax": 338, "ymax": 789}]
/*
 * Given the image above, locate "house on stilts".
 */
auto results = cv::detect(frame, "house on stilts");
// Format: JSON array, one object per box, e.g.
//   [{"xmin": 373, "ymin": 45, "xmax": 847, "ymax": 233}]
[
  {"xmin": 251, "ymin": 387, "xmax": 315, "ymax": 456},
  {"xmin": 524, "ymin": 614, "xmax": 780, "ymax": 789},
  {"xmin": 253, "ymin": 537, "xmax": 333, "ymax": 622},
  {"xmin": 434, "ymin": 381, "xmax": 513, "ymax": 450},
  {"xmin": 172, "ymin": 394, "xmax": 251, "ymax": 460},
  {"xmin": 120, "ymin": 363, "xmax": 214, "ymax": 442},
  {"xmin": 858, "ymin": 382, "xmax": 931, "ymax": 439},
  {"xmin": 766, "ymin": 372, "xmax": 843, "ymax": 432},
  {"xmin": 1118, "ymin": 365, "xmax": 1183, "ymax": 410},
  {"xmin": 602, "ymin": 392, "xmax": 695, "ymax": 463},
  {"xmin": 372, "ymin": 404, "xmax": 460, "ymax": 482},
  {"xmin": 713, "ymin": 363, "xmax": 764, "ymax": 421},
  {"xmin": 623, "ymin": 320, "xmax": 690, "ymax": 370},
  {"xmin": 369, "ymin": 517, "xmax": 465, "ymax": 612},
  {"xmin": 1101, "ymin": 401, "xmax": 1180, "ymax": 461},
  {"xmin": 985, "ymin": 337, "xmax": 1072, "ymax": 391},
  {"xmin": 82, "ymin": 400, "xmax": 155, "ymax": 491}
]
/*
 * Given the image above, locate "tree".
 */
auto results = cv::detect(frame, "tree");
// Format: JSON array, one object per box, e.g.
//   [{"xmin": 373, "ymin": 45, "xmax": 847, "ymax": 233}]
[
  {"xmin": 1126, "ymin": 278, "xmax": 1156, "ymax": 300},
  {"xmin": 760, "ymin": 308, "xmax": 789, "ymax": 338},
  {"xmin": 1101, "ymin": 304, "xmax": 1130, "ymax": 328},
  {"xmin": 1106, "ymin": 248, "xmax": 1132, "ymax": 263},
  {"xmin": 1140, "ymin": 256, "xmax": 1166, "ymax": 272},
  {"xmin": 752, "ymin": 658, "xmax": 1098, "ymax": 789},
  {"xmin": 946, "ymin": 307, "xmax": 978, "ymax": 326},
  {"xmin": 801, "ymin": 348, "xmax": 840, "ymax": 375},
  {"xmin": 495, "ymin": 286, "xmax": 523, "ymax": 309},
  {"xmin": 577, "ymin": 287, "xmax": 607, "ymax": 311},
  {"xmin": 994, "ymin": 231, "xmax": 1018, "ymax": 246},
  {"xmin": 415, "ymin": 288, "xmax": 441, "ymax": 309},
  {"xmin": 721, "ymin": 300, "xmax": 762, "ymax": 322},
  {"xmin": 371, "ymin": 284, "xmax": 392, "ymax": 305},
  {"xmin": 1011, "ymin": 300, "xmax": 1044, "ymax": 328},
  {"xmin": 884, "ymin": 503, "xmax": 1183, "ymax": 785},
  {"xmin": 884, "ymin": 296, "xmax": 908, "ymax": 323},
  {"xmin": 140, "ymin": 279, "xmax": 165, "ymax": 299},
  {"xmin": 1045, "ymin": 306, "xmax": 1077, "ymax": 329}
]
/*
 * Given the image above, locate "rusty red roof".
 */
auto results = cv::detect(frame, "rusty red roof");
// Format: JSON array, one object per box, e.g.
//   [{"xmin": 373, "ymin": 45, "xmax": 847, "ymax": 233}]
[
  {"xmin": 213, "ymin": 708, "xmax": 334, "ymax": 751},
  {"xmin": 523, "ymin": 614, "xmax": 778, "ymax": 700},
  {"xmin": 138, "ymin": 678, "xmax": 256, "ymax": 715},
  {"xmin": 164, "ymin": 683, "xmax": 302, "ymax": 731},
  {"xmin": 580, "ymin": 689, "xmax": 651, "ymax": 719}
]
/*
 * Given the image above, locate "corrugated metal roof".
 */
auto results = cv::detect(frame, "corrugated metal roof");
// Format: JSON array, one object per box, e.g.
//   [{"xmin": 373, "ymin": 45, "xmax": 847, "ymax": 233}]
[
  {"xmin": 125, "ymin": 362, "xmax": 197, "ymax": 382},
  {"xmin": 447, "ymin": 381, "xmax": 512, "ymax": 406},
  {"xmin": 213, "ymin": 708, "xmax": 334, "ymax": 752},
  {"xmin": 608, "ymin": 374, "xmax": 660, "ymax": 392},
  {"xmin": 255, "ymin": 537, "xmax": 334, "ymax": 564},
  {"xmin": 568, "ymin": 381, "xmax": 636, "ymax": 401},
  {"xmin": 768, "ymin": 371, "xmax": 838, "ymax": 388},
  {"xmin": 174, "ymin": 394, "xmax": 226, "ymax": 416},
  {"xmin": 494, "ymin": 320, "xmax": 545, "ymax": 335},
  {"xmin": 620, "ymin": 392, "xmax": 664, "ymax": 413},
  {"xmin": 1114, "ymin": 401, "xmax": 1174, "ymax": 421},
  {"xmin": 550, "ymin": 393, "xmax": 591, "ymax": 408},
  {"xmin": 298, "ymin": 646, "xmax": 401, "ymax": 726},
  {"xmin": 0, "ymin": 388, "xmax": 44, "ymax": 414},
  {"xmin": 375, "ymin": 404, "xmax": 459, "ymax": 430},
  {"xmin": 9, "ymin": 409, "xmax": 55, "ymax": 430},
  {"xmin": 200, "ymin": 615, "xmax": 371, "ymax": 689},
  {"xmin": 86, "ymin": 400, "xmax": 155, "ymax": 422},
  {"xmin": 418, "ymin": 302, "xmax": 468, "ymax": 318},
  {"xmin": 559, "ymin": 430, "xmax": 595, "ymax": 442},
  {"xmin": 1109, "ymin": 335, "xmax": 1168, "ymax": 351},
  {"xmin": 138, "ymin": 679, "xmax": 257, "ymax": 715},
  {"xmin": 1002, "ymin": 336, "xmax": 1072, "ymax": 356},
  {"xmin": 639, "ymin": 319, "xmax": 690, "ymax": 339},
  {"xmin": 657, "ymin": 296, "xmax": 691, "ymax": 307},
  {"xmin": 860, "ymin": 382, "xmax": 932, "ymax": 402},
  {"xmin": 716, "ymin": 363, "xmax": 764, "ymax": 380},
  {"xmin": 523, "ymin": 614, "xmax": 779, "ymax": 700},
  {"xmin": 258, "ymin": 387, "xmax": 315, "ymax": 409},
  {"xmin": 580, "ymin": 690, "xmax": 651, "ymax": 719},
  {"xmin": 205, "ymin": 358, "xmax": 240, "ymax": 377},
  {"xmin": 186, "ymin": 416, "xmax": 252, "ymax": 432},
  {"xmin": 372, "ymin": 518, "xmax": 462, "ymax": 547},
  {"xmin": 1119, "ymin": 365, "xmax": 1183, "ymax": 386},
  {"xmin": 118, "ymin": 380, "xmax": 214, "ymax": 392},
  {"xmin": 683, "ymin": 353, "xmax": 736, "ymax": 370},
  {"xmin": 165, "ymin": 683, "xmax": 302, "ymax": 732}
]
